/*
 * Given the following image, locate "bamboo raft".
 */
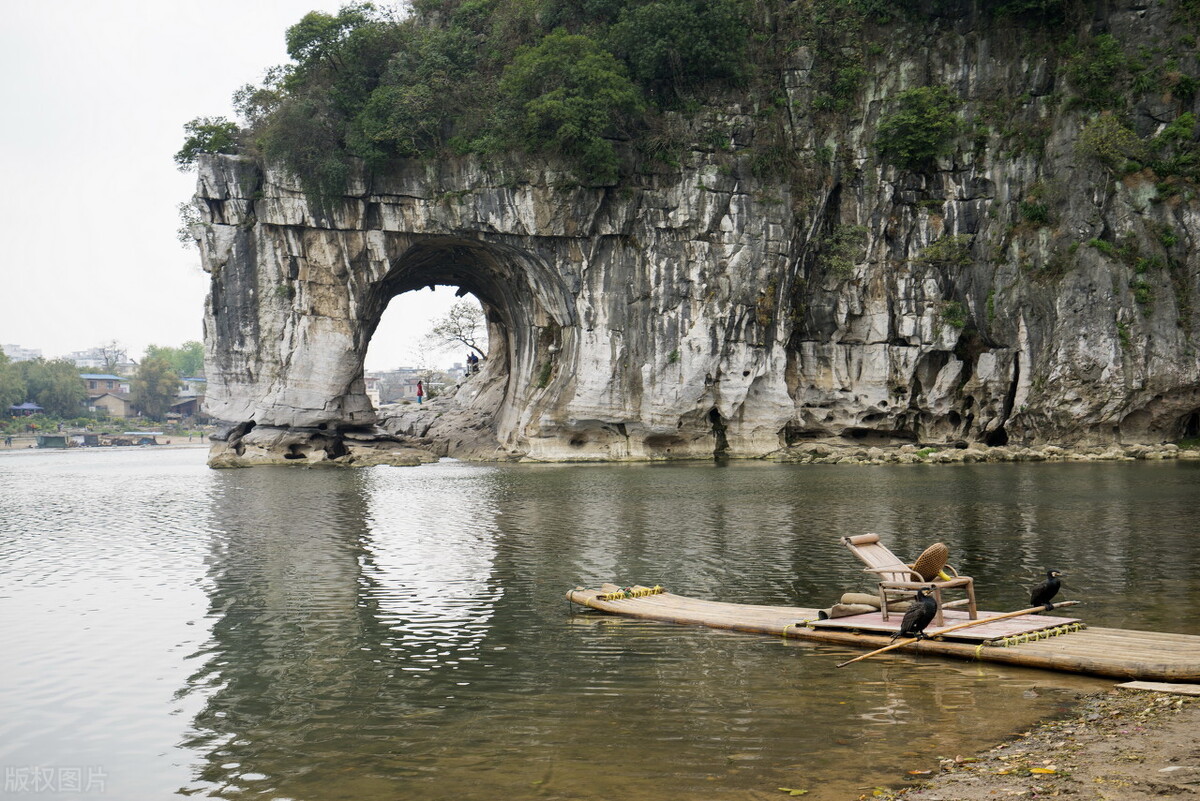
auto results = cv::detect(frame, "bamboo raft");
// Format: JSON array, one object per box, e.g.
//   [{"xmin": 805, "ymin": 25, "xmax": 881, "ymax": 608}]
[{"xmin": 567, "ymin": 584, "xmax": 1200, "ymax": 682}]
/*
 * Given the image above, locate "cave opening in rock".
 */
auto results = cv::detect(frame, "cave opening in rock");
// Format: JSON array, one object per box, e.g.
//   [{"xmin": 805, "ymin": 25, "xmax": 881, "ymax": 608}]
[
  {"xmin": 1181, "ymin": 411, "xmax": 1200, "ymax": 440},
  {"xmin": 351, "ymin": 237, "xmax": 575, "ymax": 457},
  {"xmin": 364, "ymin": 287, "xmax": 489, "ymax": 408},
  {"xmin": 709, "ymin": 408, "xmax": 730, "ymax": 460}
]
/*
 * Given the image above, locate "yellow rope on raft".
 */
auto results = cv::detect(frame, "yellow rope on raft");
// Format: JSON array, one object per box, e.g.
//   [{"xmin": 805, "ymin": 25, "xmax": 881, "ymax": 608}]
[
  {"xmin": 597, "ymin": 585, "xmax": 665, "ymax": 601},
  {"xmin": 974, "ymin": 622, "xmax": 1087, "ymax": 657},
  {"xmin": 782, "ymin": 619, "xmax": 819, "ymax": 637}
]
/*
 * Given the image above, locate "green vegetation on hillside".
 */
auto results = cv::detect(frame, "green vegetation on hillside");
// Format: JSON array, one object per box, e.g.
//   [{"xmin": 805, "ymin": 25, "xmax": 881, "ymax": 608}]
[
  {"xmin": 499, "ymin": 29, "xmax": 644, "ymax": 184},
  {"xmin": 176, "ymin": 0, "xmax": 756, "ymax": 194},
  {"xmin": 176, "ymin": 0, "xmax": 1200, "ymax": 201},
  {"xmin": 875, "ymin": 85, "xmax": 961, "ymax": 170}
]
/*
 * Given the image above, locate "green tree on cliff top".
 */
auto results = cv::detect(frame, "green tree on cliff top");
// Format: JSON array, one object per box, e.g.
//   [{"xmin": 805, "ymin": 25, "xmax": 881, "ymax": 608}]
[
  {"xmin": 499, "ymin": 29, "xmax": 643, "ymax": 185},
  {"xmin": 606, "ymin": 0, "xmax": 749, "ymax": 103},
  {"xmin": 174, "ymin": 117, "xmax": 240, "ymax": 170},
  {"xmin": 180, "ymin": 0, "xmax": 1182, "ymax": 195}
]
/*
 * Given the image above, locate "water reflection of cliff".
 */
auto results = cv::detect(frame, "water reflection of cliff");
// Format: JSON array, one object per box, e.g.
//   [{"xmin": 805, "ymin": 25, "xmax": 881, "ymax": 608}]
[
  {"xmin": 176, "ymin": 460, "xmax": 1200, "ymax": 800},
  {"xmin": 181, "ymin": 464, "xmax": 502, "ymax": 799},
  {"xmin": 492, "ymin": 461, "xmax": 1200, "ymax": 621}
]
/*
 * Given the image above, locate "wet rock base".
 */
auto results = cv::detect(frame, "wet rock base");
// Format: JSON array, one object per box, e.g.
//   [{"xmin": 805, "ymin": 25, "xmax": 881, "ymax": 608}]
[
  {"xmin": 208, "ymin": 409, "xmax": 1200, "ymax": 469},
  {"xmin": 207, "ymin": 422, "xmax": 440, "ymax": 468}
]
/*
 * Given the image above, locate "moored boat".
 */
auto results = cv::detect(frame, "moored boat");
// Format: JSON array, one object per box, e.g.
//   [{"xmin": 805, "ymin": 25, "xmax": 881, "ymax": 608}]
[{"xmin": 567, "ymin": 583, "xmax": 1200, "ymax": 682}]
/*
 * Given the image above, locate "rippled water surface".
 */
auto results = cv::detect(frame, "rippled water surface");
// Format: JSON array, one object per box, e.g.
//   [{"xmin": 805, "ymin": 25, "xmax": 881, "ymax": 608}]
[{"xmin": 2, "ymin": 448, "xmax": 1198, "ymax": 800}]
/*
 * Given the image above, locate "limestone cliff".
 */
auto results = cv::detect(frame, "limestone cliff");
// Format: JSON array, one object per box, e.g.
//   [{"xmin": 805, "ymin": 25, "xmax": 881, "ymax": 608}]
[{"xmin": 195, "ymin": 1, "xmax": 1200, "ymax": 466}]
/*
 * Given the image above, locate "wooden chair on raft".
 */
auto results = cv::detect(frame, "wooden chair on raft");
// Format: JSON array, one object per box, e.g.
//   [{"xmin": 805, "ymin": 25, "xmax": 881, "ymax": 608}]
[{"xmin": 840, "ymin": 533, "xmax": 977, "ymax": 627}]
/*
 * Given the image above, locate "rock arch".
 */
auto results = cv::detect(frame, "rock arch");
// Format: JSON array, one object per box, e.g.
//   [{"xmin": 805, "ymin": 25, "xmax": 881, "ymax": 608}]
[
  {"xmin": 365, "ymin": 236, "xmax": 576, "ymax": 450},
  {"xmin": 195, "ymin": 154, "xmax": 796, "ymax": 466},
  {"xmin": 193, "ymin": 123, "xmax": 1200, "ymax": 467}
]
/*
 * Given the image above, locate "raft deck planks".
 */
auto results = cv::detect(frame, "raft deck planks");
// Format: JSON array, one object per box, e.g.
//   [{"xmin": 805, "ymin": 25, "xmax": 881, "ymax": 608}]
[
  {"xmin": 566, "ymin": 585, "xmax": 1200, "ymax": 682},
  {"xmin": 808, "ymin": 608, "xmax": 1082, "ymax": 641}
]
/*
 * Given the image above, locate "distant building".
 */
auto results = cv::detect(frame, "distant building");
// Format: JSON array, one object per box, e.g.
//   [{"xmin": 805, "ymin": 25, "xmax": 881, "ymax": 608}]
[
  {"xmin": 68, "ymin": 352, "xmax": 106, "ymax": 369},
  {"xmin": 82, "ymin": 374, "xmax": 135, "ymax": 419},
  {"xmin": 169, "ymin": 379, "xmax": 208, "ymax": 422},
  {"xmin": 168, "ymin": 396, "xmax": 205, "ymax": 420},
  {"xmin": 67, "ymin": 348, "xmax": 137, "ymax": 375},
  {"xmin": 178, "ymin": 378, "xmax": 207, "ymax": 397},
  {"xmin": 364, "ymin": 376, "xmax": 382, "ymax": 409},
  {"xmin": 1, "ymin": 344, "xmax": 41, "ymax": 362},
  {"xmin": 372, "ymin": 368, "xmax": 425, "ymax": 403},
  {"xmin": 80, "ymin": 374, "xmax": 130, "ymax": 394},
  {"xmin": 8, "ymin": 402, "xmax": 43, "ymax": 416},
  {"xmin": 89, "ymin": 392, "xmax": 135, "ymax": 419}
]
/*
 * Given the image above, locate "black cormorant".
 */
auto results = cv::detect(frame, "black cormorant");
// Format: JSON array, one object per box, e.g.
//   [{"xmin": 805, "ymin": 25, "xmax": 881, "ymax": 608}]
[
  {"xmin": 1030, "ymin": 569, "xmax": 1063, "ymax": 610},
  {"xmin": 892, "ymin": 586, "xmax": 938, "ymax": 640}
]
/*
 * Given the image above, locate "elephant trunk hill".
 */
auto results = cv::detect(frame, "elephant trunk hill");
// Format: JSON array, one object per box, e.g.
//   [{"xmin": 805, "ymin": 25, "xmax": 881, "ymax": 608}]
[{"xmin": 193, "ymin": 1, "xmax": 1200, "ymax": 466}]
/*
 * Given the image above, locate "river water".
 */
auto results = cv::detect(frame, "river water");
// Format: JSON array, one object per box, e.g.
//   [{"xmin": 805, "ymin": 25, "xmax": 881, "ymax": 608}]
[{"xmin": 2, "ymin": 447, "xmax": 1197, "ymax": 800}]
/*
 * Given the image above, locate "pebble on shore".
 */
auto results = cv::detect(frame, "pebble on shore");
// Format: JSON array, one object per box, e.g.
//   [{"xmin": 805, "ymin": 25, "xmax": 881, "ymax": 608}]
[
  {"xmin": 874, "ymin": 687, "xmax": 1199, "ymax": 801},
  {"xmin": 773, "ymin": 441, "xmax": 1198, "ymax": 466}
]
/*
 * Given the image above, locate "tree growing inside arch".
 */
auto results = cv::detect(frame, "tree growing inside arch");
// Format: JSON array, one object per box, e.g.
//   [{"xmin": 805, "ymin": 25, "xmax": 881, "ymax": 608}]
[{"xmin": 424, "ymin": 300, "xmax": 488, "ymax": 360}]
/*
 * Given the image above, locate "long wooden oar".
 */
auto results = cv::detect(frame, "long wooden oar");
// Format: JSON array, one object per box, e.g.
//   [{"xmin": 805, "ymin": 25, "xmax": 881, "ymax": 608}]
[{"xmin": 836, "ymin": 600, "xmax": 1081, "ymax": 668}]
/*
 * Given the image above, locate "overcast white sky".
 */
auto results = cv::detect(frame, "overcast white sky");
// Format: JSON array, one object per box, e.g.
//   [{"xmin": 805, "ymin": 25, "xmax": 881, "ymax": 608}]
[{"xmin": 0, "ymin": 0, "xmax": 465, "ymax": 372}]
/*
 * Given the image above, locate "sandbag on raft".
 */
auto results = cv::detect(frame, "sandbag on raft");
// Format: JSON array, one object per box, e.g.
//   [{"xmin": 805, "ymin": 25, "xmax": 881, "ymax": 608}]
[
  {"xmin": 820, "ymin": 603, "xmax": 878, "ymax": 619},
  {"xmin": 841, "ymin": 592, "xmax": 910, "ymax": 609},
  {"xmin": 818, "ymin": 592, "xmax": 909, "ymax": 620}
]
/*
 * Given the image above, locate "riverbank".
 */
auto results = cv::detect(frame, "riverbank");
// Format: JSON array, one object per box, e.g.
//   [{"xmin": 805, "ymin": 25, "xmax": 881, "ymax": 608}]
[
  {"xmin": 774, "ymin": 440, "xmax": 1200, "ymax": 466},
  {"xmin": 12, "ymin": 436, "xmax": 1196, "ymax": 462},
  {"xmin": 0, "ymin": 435, "xmax": 210, "ymax": 451},
  {"xmin": 876, "ymin": 686, "xmax": 1200, "ymax": 801}
]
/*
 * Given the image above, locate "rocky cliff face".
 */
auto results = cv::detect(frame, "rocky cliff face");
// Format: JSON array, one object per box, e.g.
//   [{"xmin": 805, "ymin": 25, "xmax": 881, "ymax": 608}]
[{"xmin": 196, "ymin": 2, "xmax": 1200, "ymax": 466}]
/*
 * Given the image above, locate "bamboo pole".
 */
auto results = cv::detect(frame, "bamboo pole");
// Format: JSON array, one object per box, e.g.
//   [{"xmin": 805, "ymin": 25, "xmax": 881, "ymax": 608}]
[{"xmin": 835, "ymin": 600, "xmax": 1081, "ymax": 668}]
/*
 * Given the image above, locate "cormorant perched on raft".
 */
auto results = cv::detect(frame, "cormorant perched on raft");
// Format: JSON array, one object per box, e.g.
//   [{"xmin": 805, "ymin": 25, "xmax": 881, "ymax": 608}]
[
  {"xmin": 892, "ymin": 586, "xmax": 938, "ymax": 641},
  {"xmin": 1030, "ymin": 570, "xmax": 1064, "ymax": 610}
]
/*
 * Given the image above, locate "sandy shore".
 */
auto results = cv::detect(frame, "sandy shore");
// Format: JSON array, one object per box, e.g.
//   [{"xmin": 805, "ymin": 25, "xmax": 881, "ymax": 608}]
[{"xmin": 877, "ymin": 686, "xmax": 1200, "ymax": 800}]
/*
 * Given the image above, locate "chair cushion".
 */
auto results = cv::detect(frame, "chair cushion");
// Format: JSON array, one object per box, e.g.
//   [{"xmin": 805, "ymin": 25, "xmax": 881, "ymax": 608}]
[{"xmin": 910, "ymin": 542, "xmax": 949, "ymax": 580}]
